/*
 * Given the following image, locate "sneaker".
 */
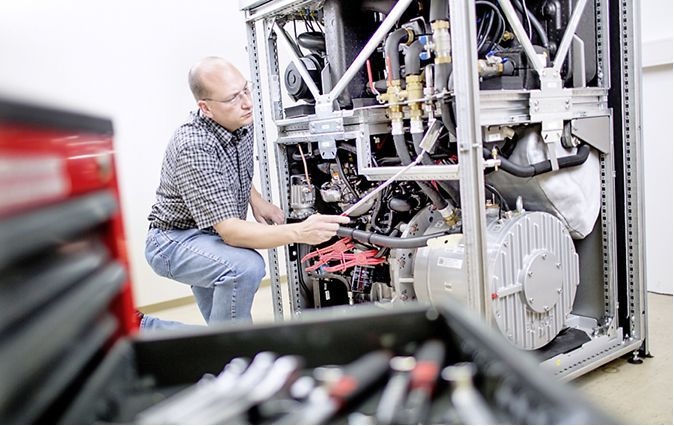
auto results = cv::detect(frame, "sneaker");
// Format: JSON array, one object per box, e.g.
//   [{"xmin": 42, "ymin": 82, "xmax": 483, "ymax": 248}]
[{"xmin": 135, "ymin": 310, "xmax": 145, "ymax": 327}]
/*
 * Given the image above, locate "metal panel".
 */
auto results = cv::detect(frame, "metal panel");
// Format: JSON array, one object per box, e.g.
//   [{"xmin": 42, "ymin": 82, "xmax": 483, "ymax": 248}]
[
  {"xmin": 618, "ymin": 0, "xmax": 647, "ymax": 348},
  {"xmin": 247, "ymin": 20, "xmax": 284, "ymax": 320},
  {"xmin": 449, "ymin": 0, "xmax": 489, "ymax": 316}
]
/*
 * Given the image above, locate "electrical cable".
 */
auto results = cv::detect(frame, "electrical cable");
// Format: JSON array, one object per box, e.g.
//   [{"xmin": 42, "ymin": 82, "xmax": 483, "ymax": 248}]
[
  {"xmin": 297, "ymin": 144, "xmax": 311, "ymax": 186},
  {"xmin": 512, "ymin": 0, "xmax": 549, "ymax": 48},
  {"xmin": 521, "ymin": 0, "xmax": 533, "ymax": 40},
  {"xmin": 335, "ymin": 153, "xmax": 360, "ymax": 200},
  {"xmin": 475, "ymin": 1, "xmax": 506, "ymax": 52}
]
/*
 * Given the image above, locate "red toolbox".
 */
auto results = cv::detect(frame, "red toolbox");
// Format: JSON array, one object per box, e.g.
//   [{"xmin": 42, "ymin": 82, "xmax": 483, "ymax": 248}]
[{"xmin": 0, "ymin": 97, "xmax": 137, "ymax": 423}]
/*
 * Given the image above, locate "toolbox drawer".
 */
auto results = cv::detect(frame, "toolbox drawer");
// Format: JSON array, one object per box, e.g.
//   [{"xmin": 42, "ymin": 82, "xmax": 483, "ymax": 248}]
[{"xmin": 61, "ymin": 297, "xmax": 615, "ymax": 424}]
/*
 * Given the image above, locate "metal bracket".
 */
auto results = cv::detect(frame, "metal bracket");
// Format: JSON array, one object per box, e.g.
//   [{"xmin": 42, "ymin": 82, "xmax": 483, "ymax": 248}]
[
  {"xmin": 530, "ymin": 68, "xmax": 573, "ymax": 171},
  {"xmin": 316, "ymin": 137, "xmax": 336, "ymax": 159},
  {"xmin": 571, "ymin": 115, "xmax": 611, "ymax": 153},
  {"xmin": 309, "ymin": 117, "xmax": 344, "ymax": 159},
  {"xmin": 309, "ymin": 118, "xmax": 344, "ymax": 134},
  {"xmin": 482, "ymin": 125, "xmax": 515, "ymax": 143},
  {"xmin": 541, "ymin": 121, "xmax": 563, "ymax": 170}
]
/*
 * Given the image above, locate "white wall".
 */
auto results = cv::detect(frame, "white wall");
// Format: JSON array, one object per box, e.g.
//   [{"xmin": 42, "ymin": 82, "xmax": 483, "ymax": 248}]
[
  {"xmin": 639, "ymin": 0, "xmax": 673, "ymax": 294},
  {"xmin": 0, "ymin": 0, "xmax": 251, "ymax": 306}
]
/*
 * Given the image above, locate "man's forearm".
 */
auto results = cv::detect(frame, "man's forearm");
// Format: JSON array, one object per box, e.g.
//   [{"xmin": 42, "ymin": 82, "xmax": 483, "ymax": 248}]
[{"xmin": 214, "ymin": 218, "xmax": 298, "ymax": 249}]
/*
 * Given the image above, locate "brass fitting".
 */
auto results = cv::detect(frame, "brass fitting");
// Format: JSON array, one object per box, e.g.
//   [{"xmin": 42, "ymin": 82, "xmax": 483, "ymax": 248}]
[
  {"xmin": 430, "ymin": 20, "xmax": 449, "ymax": 30},
  {"xmin": 378, "ymin": 79, "xmax": 403, "ymax": 105},
  {"xmin": 405, "ymin": 74, "xmax": 424, "ymax": 103},
  {"xmin": 440, "ymin": 206, "xmax": 460, "ymax": 227}
]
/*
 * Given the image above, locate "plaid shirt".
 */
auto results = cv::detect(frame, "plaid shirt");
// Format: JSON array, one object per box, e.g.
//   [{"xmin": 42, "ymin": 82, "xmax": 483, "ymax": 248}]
[{"xmin": 148, "ymin": 110, "xmax": 254, "ymax": 233}]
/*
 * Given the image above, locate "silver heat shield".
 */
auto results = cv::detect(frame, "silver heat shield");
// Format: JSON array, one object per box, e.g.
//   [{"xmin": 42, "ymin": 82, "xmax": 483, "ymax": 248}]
[{"xmin": 486, "ymin": 129, "xmax": 601, "ymax": 239}]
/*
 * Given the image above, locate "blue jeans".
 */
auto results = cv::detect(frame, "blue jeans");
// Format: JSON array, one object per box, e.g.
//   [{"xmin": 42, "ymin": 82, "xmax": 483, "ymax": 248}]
[{"xmin": 143, "ymin": 227, "xmax": 265, "ymax": 330}]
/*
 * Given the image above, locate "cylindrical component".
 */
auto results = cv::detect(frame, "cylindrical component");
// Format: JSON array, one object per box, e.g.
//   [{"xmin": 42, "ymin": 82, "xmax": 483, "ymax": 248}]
[
  {"xmin": 431, "ymin": 21, "xmax": 451, "ymax": 65},
  {"xmin": 405, "ymin": 74, "xmax": 424, "ymax": 107},
  {"xmin": 284, "ymin": 54, "xmax": 323, "ymax": 102},
  {"xmin": 413, "ymin": 211, "xmax": 579, "ymax": 349},
  {"xmin": 297, "ymin": 31, "xmax": 326, "ymax": 52}
]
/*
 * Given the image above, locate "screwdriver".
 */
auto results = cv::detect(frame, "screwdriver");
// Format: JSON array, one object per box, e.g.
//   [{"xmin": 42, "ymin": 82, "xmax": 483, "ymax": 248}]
[
  {"xmin": 275, "ymin": 350, "xmax": 393, "ymax": 424},
  {"xmin": 396, "ymin": 339, "xmax": 446, "ymax": 424}
]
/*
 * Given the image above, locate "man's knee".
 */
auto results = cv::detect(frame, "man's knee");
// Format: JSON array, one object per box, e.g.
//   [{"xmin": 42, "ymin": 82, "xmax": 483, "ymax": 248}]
[{"xmin": 236, "ymin": 250, "xmax": 266, "ymax": 287}]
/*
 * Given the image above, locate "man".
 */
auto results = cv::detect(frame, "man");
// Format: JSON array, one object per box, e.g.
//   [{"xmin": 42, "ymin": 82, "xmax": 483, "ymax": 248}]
[{"xmin": 140, "ymin": 57, "xmax": 348, "ymax": 330}]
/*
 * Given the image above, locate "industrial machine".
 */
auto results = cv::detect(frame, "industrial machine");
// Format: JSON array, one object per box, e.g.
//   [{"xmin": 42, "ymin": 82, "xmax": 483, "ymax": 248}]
[{"xmin": 239, "ymin": 0, "xmax": 648, "ymax": 379}]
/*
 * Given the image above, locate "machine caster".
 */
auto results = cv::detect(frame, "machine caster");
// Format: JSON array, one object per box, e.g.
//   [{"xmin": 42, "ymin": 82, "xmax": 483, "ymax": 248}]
[{"xmin": 627, "ymin": 350, "xmax": 644, "ymax": 364}]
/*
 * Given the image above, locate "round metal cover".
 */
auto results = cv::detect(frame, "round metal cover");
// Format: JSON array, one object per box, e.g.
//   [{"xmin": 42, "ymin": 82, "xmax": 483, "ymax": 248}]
[{"xmin": 521, "ymin": 249, "xmax": 563, "ymax": 313}]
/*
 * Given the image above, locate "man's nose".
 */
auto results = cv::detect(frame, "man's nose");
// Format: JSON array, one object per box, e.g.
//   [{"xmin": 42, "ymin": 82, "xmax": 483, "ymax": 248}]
[{"xmin": 241, "ymin": 93, "xmax": 253, "ymax": 109}]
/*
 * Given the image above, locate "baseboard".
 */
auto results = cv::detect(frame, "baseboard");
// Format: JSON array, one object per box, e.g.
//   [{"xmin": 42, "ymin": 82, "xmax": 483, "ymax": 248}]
[{"xmin": 138, "ymin": 275, "xmax": 288, "ymax": 313}]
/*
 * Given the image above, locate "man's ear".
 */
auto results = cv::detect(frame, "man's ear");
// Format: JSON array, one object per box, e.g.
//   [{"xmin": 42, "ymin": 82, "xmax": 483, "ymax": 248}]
[{"xmin": 197, "ymin": 100, "xmax": 213, "ymax": 118}]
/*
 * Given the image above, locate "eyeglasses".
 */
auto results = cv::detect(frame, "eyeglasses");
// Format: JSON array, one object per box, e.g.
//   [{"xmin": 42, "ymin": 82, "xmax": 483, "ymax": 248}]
[{"xmin": 203, "ymin": 81, "xmax": 251, "ymax": 106}]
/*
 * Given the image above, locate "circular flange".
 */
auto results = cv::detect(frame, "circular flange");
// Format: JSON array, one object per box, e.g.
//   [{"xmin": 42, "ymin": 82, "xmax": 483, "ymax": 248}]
[{"xmin": 521, "ymin": 249, "xmax": 563, "ymax": 313}]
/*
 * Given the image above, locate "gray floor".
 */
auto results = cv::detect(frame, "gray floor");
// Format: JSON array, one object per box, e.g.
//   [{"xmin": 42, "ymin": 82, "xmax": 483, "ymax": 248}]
[{"xmin": 149, "ymin": 290, "xmax": 673, "ymax": 425}]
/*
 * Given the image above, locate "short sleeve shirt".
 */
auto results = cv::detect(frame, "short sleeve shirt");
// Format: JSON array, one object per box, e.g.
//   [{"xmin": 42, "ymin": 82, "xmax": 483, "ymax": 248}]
[{"xmin": 148, "ymin": 110, "xmax": 254, "ymax": 233}]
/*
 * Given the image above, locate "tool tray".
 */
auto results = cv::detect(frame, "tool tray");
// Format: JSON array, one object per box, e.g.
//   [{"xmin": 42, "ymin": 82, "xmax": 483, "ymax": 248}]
[{"xmin": 61, "ymin": 298, "xmax": 614, "ymax": 424}]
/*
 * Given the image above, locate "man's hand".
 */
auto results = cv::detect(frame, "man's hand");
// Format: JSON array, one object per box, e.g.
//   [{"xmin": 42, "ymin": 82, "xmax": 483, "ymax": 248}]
[
  {"xmin": 251, "ymin": 198, "xmax": 285, "ymax": 225},
  {"xmin": 294, "ymin": 214, "xmax": 350, "ymax": 245},
  {"xmin": 250, "ymin": 187, "xmax": 285, "ymax": 224}
]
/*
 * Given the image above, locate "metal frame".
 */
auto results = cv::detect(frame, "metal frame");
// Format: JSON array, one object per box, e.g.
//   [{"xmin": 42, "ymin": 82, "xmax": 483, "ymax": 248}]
[{"xmin": 239, "ymin": 0, "xmax": 648, "ymax": 378}]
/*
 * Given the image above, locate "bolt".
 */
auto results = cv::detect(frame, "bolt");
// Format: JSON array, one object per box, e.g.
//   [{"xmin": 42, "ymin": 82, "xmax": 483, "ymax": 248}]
[
  {"xmin": 542, "ymin": 254, "xmax": 547, "ymax": 260},
  {"xmin": 528, "ymin": 297, "xmax": 534, "ymax": 303},
  {"xmin": 528, "ymin": 271, "xmax": 533, "ymax": 277},
  {"xmin": 556, "ymin": 263, "xmax": 561, "ymax": 269},
  {"xmin": 557, "ymin": 288, "xmax": 562, "ymax": 293}
]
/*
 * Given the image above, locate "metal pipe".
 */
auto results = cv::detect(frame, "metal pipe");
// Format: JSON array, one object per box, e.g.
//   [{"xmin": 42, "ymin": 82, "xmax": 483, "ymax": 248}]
[
  {"xmin": 325, "ymin": 0, "xmax": 415, "ymax": 105},
  {"xmin": 273, "ymin": 21, "xmax": 322, "ymax": 101},
  {"xmin": 496, "ymin": 0, "xmax": 544, "ymax": 72},
  {"xmin": 553, "ymin": 0, "xmax": 588, "ymax": 72}
]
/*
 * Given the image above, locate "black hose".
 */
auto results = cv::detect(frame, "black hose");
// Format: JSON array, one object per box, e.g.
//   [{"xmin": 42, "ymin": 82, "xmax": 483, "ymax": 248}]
[
  {"xmin": 334, "ymin": 153, "xmax": 360, "ymax": 199},
  {"xmin": 385, "ymin": 28, "xmax": 411, "ymax": 81},
  {"xmin": 476, "ymin": 1, "xmax": 506, "ymax": 52},
  {"xmin": 374, "ymin": 227, "xmax": 400, "ymax": 258},
  {"xmin": 337, "ymin": 226, "xmax": 454, "ymax": 248},
  {"xmin": 411, "ymin": 131, "xmax": 434, "ymax": 165},
  {"xmin": 404, "ymin": 40, "xmax": 424, "ymax": 77},
  {"xmin": 434, "ymin": 63, "xmax": 451, "ymax": 92},
  {"xmin": 393, "ymin": 134, "xmax": 448, "ymax": 210},
  {"xmin": 485, "ymin": 144, "xmax": 591, "ymax": 177},
  {"xmin": 430, "ymin": 0, "xmax": 449, "ymax": 22}
]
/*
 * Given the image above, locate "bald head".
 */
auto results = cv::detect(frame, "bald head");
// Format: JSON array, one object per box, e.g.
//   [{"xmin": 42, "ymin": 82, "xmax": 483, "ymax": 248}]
[{"xmin": 188, "ymin": 57, "xmax": 241, "ymax": 101}]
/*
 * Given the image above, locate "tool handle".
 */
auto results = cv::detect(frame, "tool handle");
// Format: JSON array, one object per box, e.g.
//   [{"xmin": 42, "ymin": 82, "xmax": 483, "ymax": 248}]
[{"xmin": 328, "ymin": 350, "xmax": 393, "ymax": 406}]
